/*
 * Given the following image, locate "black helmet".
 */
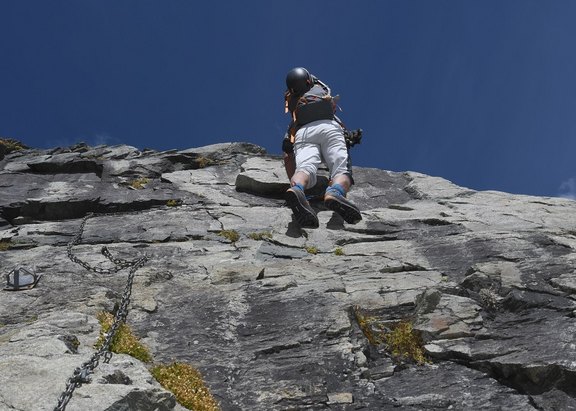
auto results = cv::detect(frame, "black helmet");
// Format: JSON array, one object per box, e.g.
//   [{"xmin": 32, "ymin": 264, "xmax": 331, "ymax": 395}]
[{"xmin": 286, "ymin": 67, "xmax": 313, "ymax": 94}]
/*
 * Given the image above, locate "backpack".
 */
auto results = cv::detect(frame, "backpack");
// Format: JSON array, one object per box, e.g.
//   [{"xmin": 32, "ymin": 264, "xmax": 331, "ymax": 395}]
[{"xmin": 285, "ymin": 80, "xmax": 338, "ymax": 128}]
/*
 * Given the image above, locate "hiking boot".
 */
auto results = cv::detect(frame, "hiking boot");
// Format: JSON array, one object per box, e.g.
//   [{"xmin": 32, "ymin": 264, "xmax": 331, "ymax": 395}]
[
  {"xmin": 324, "ymin": 190, "xmax": 362, "ymax": 224},
  {"xmin": 285, "ymin": 187, "xmax": 319, "ymax": 228}
]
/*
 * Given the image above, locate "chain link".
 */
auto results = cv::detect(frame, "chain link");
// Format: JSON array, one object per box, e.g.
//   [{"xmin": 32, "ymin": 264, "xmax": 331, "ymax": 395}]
[{"xmin": 55, "ymin": 212, "xmax": 149, "ymax": 411}]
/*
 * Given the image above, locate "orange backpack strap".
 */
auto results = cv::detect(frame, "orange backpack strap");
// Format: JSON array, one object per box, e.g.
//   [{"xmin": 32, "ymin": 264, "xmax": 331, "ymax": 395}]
[{"xmin": 284, "ymin": 90, "xmax": 291, "ymax": 113}]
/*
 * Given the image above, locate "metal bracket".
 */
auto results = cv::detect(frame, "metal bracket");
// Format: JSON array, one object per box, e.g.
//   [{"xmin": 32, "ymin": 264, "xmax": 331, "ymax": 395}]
[{"xmin": 4, "ymin": 266, "xmax": 42, "ymax": 291}]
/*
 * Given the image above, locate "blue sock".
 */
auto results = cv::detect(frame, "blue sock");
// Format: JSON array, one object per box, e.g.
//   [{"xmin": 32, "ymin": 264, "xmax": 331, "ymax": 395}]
[
  {"xmin": 327, "ymin": 183, "xmax": 346, "ymax": 197},
  {"xmin": 292, "ymin": 183, "xmax": 305, "ymax": 191}
]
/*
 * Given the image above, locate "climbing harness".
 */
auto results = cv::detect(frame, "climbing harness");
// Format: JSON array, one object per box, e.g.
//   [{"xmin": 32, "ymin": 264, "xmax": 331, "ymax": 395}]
[{"xmin": 54, "ymin": 212, "xmax": 149, "ymax": 411}]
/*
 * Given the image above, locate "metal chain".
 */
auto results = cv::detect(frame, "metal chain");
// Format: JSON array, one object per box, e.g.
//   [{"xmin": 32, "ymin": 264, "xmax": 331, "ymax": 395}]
[
  {"xmin": 55, "ymin": 212, "xmax": 149, "ymax": 411},
  {"xmin": 66, "ymin": 213, "xmax": 144, "ymax": 274}
]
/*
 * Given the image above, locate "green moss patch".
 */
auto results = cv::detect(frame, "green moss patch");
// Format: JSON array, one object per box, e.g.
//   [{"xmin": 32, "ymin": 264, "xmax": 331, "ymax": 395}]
[
  {"xmin": 385, "ymin": 320, "xmax": 427, "ymax": 365},
  {"xmin": 353, "ymin": 306, "xmax": 384, "ymax": 346},
  {"xmin": 151, "ymin": 363, "xmax": 221, "ymax": 411},
  {"xmin": 95, "ymin": 312, "xmax": 152, "ymax": 363},
  {"xmin": 353, "ymin": 306, "xmax": 428, "ymax": 365}
]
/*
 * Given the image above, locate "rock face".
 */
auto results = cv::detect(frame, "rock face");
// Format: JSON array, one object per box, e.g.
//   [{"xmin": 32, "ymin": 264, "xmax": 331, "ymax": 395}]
[{"xmin": 1, "ymin": 141, "xmax": 575, "ymax": 410}]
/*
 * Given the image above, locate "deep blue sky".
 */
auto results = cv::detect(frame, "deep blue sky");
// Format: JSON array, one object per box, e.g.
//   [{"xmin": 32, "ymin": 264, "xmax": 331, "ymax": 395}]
[{"xmin": 2, "ymin": 1, "xmax": 575, "ymax": 199}]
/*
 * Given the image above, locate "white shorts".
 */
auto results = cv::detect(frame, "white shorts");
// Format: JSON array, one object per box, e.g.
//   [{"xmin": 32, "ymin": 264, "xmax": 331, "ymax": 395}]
[{"xmin": 294, "ymin": 119, "xmax": 352, "ymax": 189}]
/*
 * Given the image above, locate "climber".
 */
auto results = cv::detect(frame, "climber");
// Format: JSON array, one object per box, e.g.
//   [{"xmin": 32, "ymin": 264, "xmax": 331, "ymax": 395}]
[{"xmin": 282, "ymin": 67, "xmax": 362, "ymax": 228}]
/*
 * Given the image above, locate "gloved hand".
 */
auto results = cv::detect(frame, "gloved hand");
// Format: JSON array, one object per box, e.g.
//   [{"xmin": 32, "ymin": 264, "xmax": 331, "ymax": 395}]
[{"xmin": 344, "ymin": 129, "xmax": 363, "ymax": 149}]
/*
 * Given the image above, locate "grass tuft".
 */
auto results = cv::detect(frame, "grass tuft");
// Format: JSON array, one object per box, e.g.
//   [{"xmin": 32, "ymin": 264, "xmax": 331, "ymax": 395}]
[
  {"xmin": 196, "ymin": 157, "xmax": 215, "ymax": 169},
  {"xmin": 151, "ymin": 363, "xmax": 221, "ymax": 411},
  {"xmin": 0, "ymin": 138, "xmax": 27, "ymax": 153},
  {"xmin": 353, "ymin": 306, "xmax": 428, "ymax": 364},
  {"xmin": 305, "ymin": 246, "xmax": 319, "ymax": 255},
  {"xmin": 95, "ymin": 312, "xmax": 152, "ymax": 363},
  {"xmin": 247, "ymin": 232, "xmax": 273, "ymax": 241},
  {"xmin": 218, "ymin": 230, "xmax": 240, "ymax": 243},
  {"xmin": 385, "ymin": 320, "xmax": 428, "ymax": 365},
  {"xmin": 353, "ymin": 306, "xmax": 384, "ymax": 345},
  {"xmin": 129, "ymin": 178, "xmax": 149, "ymax": 190},
  {"xmin": 0, "ymin": 239, "xmax": 11, "ymax": 251}
]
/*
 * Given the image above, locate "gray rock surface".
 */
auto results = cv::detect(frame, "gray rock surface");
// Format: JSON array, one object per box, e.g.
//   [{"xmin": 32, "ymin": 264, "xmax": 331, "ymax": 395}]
[{"xmin": 1, "ymin": 141, "xmax": 575, "ymax": 410}]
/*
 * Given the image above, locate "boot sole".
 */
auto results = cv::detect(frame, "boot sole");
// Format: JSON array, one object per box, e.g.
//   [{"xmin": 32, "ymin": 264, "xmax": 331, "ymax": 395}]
[
  {"xmin": 286, "ymin": 190, "xmax": 319, "ymax": 228},
  {"xmin": 325, "ymin": 196, "xmax": 362, "ymax": 224}
]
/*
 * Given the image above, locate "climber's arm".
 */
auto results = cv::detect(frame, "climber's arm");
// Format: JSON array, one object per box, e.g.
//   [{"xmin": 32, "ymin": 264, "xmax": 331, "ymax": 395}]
[
  {"xmin": 283, "ymin": 151, "xmax": 296, "ymax": 180},
  {"xmin": 281, "ymin": 131, "xmax": 296, "ymax": 180}
]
